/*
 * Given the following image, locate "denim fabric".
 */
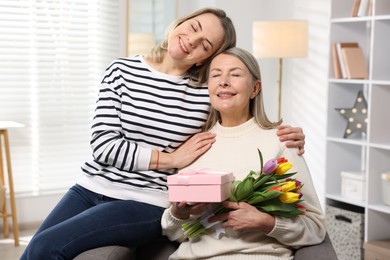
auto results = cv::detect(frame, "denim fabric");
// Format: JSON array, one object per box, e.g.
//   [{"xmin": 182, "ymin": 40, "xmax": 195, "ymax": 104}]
[{"xmin": 20, "ymin": 184, "xmax": 165, "ymax": 260}]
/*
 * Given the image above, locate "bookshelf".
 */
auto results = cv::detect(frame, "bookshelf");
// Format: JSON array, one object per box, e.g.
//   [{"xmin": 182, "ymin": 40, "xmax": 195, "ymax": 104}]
[{"xmin": 327, "ymin": 0, "xmax": 390, "ymax": 247}]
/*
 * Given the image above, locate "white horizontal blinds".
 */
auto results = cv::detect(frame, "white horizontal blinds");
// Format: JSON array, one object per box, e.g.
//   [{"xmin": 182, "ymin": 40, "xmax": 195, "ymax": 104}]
[
  {"xmin": 0, "ymin": 0, "xmax": 35, "ymax": 193},
  {"xmin": 0, "ymin": 0, "xmax": 121, "ymax": 195}
]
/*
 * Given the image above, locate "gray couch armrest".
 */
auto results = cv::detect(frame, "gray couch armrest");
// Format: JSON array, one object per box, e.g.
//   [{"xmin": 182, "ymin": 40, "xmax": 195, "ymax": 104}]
[{"xmin": 294, "ymin": 233, "xmax": 338, "ymax": 260}]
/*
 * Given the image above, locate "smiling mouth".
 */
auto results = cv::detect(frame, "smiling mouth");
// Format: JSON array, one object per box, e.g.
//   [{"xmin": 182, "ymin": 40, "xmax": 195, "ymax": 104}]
[
  {"xmin": 179, "ymin": 38, "xmax": 189, "ymax": 53},
  {"xmin": 217, "ymin": 93, "xmax": 236, "ymax": 97}
]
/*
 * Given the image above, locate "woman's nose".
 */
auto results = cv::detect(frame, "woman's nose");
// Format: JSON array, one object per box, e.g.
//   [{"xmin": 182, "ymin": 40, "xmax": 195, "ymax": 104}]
[
  {"xmin": 219, "ymin": 81, "xmax": 230, "ymax": 87},
  {"xmin": 188, "ymin": 34, "xmax": 202, "ymax": 47}
]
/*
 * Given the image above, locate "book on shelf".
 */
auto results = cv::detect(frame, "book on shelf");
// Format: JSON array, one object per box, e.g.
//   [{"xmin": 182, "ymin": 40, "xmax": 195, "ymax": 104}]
[
  {"xmin": 331, "ymin": 43, "xmax": 342, "ymax": 78},
  {"xmin": 341, "ymin": 46, "xmax": 368, "ymax": 79},
  {"xmin": 357, "ymin": 0, "xmax": 372, "ymax": 17},
  {"xmin": 333, "ymin": 42, "xmax": 368, "ymax": 79},
  {"xmin": 351, "ymin": 0, "xmax": 361, "ymax": 17},
  {"xmin": 336, "ymin": 42, "xmax": 358, "ymax": 79},
  {"xmin": 368, "ymin": 0, "xmax": 373, "ymax": 16}
]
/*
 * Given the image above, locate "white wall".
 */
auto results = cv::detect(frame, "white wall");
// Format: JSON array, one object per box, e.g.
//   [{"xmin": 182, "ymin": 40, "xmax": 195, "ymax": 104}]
[
  {"xmin": 178, "ymin": 0, "xmax": 331, "ymax": 209},
  {"xmin": 15, "ymin": 193, "xmax": 64, "ymax": 229},
  {"xmin": 1, "ymin": 192, "xmax": 65, "ymax": 231}
]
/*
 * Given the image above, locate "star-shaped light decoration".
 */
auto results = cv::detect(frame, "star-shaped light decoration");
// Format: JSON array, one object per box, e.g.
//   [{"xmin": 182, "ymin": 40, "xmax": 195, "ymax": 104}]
[{"xmin": 335, "ymin": 90, "xmax": 368, "ymax": 138}]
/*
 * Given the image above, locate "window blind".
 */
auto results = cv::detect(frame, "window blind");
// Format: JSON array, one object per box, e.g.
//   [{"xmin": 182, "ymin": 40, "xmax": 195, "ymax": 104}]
[{"xmin": 0, "ymin": 0, "xmax": 122, "ymax": 195}]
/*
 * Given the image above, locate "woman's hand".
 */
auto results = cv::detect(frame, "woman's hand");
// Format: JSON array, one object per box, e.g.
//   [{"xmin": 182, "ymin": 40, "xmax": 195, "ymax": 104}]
[
  {"xmin": 208, "ymin": 201, "xmax": 275, "ymax": 234},
  {"xmin": 171, "ymin": 201, "xmax": 207, "ymax": 220},
  {"xmin": 277, "ymin": 125, "xmax": 305, "ymax": 155},
  {"xmin": 162, "ymin": 132, "xmax": 216, "ymax": 169}
]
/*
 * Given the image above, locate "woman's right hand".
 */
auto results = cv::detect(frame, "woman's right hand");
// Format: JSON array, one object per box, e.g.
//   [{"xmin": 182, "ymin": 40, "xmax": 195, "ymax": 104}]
[
  {"xmin": 161, "ymin": 132, "xmax": 216, "ymax": 169},
  {"xmin": 209, "ymin": 201, "xmax": 276, "ymax": 234},
  {"xmin": 171, "ymin": 201, "xmax": 207, "ymax": 220}
]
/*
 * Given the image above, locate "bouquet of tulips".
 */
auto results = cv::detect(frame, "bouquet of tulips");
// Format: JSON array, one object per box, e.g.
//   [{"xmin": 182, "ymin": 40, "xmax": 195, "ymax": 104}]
[{"xmin": 182, "ymin": 149, "xmax": 305, "ymax": 239}]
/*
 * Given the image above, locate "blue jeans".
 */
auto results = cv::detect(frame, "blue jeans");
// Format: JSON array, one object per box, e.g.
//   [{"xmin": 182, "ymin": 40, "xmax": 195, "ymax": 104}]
[{"xmin": 20, "ymin": 184, "xmax": 165, "ymax": 260}]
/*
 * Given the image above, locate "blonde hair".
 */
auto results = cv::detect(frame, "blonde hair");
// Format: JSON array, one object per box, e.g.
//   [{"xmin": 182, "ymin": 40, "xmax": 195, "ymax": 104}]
[
  {"xmin": 203, "ymin": 47, "xmax": 282, "ymax": 131},
  {"xmin": 147, "ymin": 8, "xmax": 236, "ymax": 86}
]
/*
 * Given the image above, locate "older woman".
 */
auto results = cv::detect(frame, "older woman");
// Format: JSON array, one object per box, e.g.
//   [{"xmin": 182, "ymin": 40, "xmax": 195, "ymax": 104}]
[{"xmin": 162, "ymin": 47, "xmax": 325, "ymax": 260}]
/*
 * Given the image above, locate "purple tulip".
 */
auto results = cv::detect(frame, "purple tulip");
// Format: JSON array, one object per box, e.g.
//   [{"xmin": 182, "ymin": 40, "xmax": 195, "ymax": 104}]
[{"xmin": 263, "ymin": 159, "xmax": 277, "ymax": 174}]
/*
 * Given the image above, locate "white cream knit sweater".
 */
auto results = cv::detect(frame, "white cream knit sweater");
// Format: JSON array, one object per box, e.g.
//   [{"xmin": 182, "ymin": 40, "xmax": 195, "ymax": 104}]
[{"xmin": 162, "ymin": 118, "xmax": 326, "ymax": 260}]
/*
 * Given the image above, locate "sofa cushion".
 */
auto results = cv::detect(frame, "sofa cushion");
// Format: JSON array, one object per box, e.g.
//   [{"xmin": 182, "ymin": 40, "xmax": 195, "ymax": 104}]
[
  {"xmin": 73, "ymin": 246, "xmax": 135, "ymax": 260},
  {"xmin": 73, "ymin": 236, "xmax": 178, "ymax": 260},
  {"xmin": 74, "ymin": 233, "xmax": 336, "ymax": 260},
  {"xmin": 136, "ymin": 236, "xmax": 179, "ymax": 259},
  {"xmin": 294, "ymin": 233, "xmax": 338, "ymax": 260}
]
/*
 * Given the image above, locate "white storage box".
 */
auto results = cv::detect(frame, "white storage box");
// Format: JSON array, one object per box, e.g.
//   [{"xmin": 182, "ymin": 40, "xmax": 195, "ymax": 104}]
[
  {"xmin": 381, "ymin": 172, "xmax": 390, "ymax": 206},
  {"xmin": 341, "ymin": 171, "xmax": 365, "ymax": 201}
]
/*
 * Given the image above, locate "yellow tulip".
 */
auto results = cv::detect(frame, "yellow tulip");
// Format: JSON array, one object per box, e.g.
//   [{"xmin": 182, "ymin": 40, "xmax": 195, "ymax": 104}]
[
  {"xmin": 279, "ymin": 192, "xmax": 300, "ymax": 203},
  {"xmin": 281, "ymin": 181, "xmax": 296, "ymax": 192},
  {"xmin": 275, "ymin": 162, "xmax": 293, "ymax": 175}
]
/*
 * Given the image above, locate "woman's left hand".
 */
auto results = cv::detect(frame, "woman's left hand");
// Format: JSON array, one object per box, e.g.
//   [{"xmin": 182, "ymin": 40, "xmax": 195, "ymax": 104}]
[
  {"xmin": 277, "ymin": 125, "xmax": 305, "ymax": 155},
  {"xmin": 208, "ymin": 201, "xmax": 275, "ymax": 234}
]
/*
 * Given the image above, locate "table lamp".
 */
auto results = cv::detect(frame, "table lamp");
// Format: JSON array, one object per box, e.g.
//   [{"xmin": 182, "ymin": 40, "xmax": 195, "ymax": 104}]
[{"xmin": 253, "ymin": 20, "xmax": 308, "ymax": 120}]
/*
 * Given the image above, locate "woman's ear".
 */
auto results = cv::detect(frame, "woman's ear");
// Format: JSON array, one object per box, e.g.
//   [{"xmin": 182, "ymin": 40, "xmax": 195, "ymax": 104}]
[{"xmin": 251, "ymin": 80, "xmax": 262, "ymax": 99}]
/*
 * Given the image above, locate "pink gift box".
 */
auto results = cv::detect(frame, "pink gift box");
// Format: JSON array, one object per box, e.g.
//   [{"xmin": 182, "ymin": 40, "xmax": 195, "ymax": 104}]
[{"xmin": 167, "ymin": 169, "xmax": 234, "ymax": 202}]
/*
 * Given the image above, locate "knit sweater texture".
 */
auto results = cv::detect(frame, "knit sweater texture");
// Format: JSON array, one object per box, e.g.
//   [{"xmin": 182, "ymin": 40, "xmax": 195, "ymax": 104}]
[
  {"xmin": 161, "ymin": 118, "xmax": 326, "ymax": 260},
  {"xmin": 77, "ymin": 56, "xmax": 210, "ymax": 208}
]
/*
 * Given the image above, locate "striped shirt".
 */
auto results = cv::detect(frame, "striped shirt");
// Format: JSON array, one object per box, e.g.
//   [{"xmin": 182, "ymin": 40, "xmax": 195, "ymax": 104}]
[{"xmin": 77, "ymin": 56, "xmax": 210, "ymax": 208}]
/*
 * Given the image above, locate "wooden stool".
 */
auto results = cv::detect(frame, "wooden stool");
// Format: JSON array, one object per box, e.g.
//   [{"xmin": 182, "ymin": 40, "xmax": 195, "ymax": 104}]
[{"xmin": 0, "ymin": 121, "xmax": 23, "ymax": 246}]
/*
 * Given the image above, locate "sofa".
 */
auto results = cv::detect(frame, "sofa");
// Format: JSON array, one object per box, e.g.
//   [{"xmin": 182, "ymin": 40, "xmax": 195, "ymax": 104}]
[{"xmin": 74, "ymin": 233, "xmax": 338, "ymax": 260}]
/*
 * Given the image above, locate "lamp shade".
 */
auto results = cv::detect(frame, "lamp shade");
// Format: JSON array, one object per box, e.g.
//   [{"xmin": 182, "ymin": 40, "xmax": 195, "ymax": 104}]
[
  {"xmin": 128, "ymin": 32, "xmax": 156, "ymax": 56},
  {"xmin": 253, "ymin": 20, "xmax": 308, "ymax": 58}
]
